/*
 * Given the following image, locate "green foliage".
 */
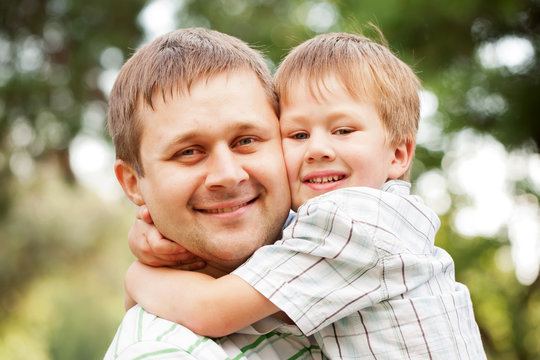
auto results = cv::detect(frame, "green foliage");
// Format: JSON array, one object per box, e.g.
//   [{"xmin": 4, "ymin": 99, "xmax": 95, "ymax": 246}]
[
  {"xmin": 0, "ymin": 0, "xmax": 147, "ymax": 200},
  {"xmin": 0, "ymin": 161, "xmax": 134, "ymax": 360},
  {"xmin": 1, "ymin": 0, "xmax": 539, "ymax": 358}
]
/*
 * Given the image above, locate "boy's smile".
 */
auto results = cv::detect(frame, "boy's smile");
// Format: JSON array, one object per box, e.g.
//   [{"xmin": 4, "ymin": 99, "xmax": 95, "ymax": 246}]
[
  {"xmin": 280, "ymin": 75, "xmax": 405, "ymax": 211},
  {"xmin": 302, "ymin": 170, "xmax": 347, "ymax": 191}
]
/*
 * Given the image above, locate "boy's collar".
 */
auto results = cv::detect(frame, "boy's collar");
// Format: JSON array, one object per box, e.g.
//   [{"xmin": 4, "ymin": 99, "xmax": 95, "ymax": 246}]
[{"xmin": 382, "ymin": 180, "xmax": 411, "ymax": 195}]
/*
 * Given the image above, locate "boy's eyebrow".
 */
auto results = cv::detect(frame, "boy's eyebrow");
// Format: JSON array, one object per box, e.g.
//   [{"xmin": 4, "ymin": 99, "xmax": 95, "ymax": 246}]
[{"xmin": 281, "ymin": 108, "xmax": 363, "ymax": 122}]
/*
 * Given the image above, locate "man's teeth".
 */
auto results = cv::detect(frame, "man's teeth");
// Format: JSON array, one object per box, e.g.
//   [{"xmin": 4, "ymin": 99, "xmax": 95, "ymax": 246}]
[
  {"xmin": 307, "ymin": 175, "xmax": 345, "ymax": 184},
  {"xmin": 202, "ymin": 203, "xmax": 247, "ymax": 214}
]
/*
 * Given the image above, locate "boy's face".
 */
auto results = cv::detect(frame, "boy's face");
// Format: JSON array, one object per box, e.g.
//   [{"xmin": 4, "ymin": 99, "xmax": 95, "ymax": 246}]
[
  {"xmin": 280, "ymin": 75, "xmax": 402, "ymax": 210},
  {"xmin": 119, "ymin": 70, "xmax": 291, "ymax": 270}
]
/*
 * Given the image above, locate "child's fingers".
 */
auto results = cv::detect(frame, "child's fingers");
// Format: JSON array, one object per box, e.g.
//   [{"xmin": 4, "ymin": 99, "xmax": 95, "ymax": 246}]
[
  {"xmin": 148, "ymin": 230, "xmax": 187, "ymax": 255},
  {"xmin": 130, "ymin": 211, "xmax": 204, "ymax": 267},
  {"xmin": 146, "ymin": 227, "xmax": 205, "ymax": 266},
  {"xmin": 128, "ymin": 219, "xmax": 173, "ymax": 267},
  {"xmin": 136, "ymin": 205, "xmax": 153, "ymax": 224}
]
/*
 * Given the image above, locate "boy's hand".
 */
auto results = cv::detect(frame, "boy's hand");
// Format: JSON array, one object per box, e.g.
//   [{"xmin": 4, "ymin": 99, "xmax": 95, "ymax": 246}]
[{"xmin": 128, "ymin": 205, "xmax": 206, "ymax": 269}]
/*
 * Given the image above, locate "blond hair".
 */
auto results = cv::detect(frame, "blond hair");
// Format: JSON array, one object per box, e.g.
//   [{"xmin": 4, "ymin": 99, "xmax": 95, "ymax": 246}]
[
  {"xmin": 108, "ymin": 28, "xmax": 277, "ymax": 176},
  {"xmin": 275, "ymin": 31, "xmax": 420, "ymax": 167}
]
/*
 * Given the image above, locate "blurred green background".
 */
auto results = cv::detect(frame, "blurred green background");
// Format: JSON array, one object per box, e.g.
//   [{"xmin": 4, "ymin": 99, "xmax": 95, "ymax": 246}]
[{"xmin": 0, "ymin": 0, "xmax": 539, "ymax": 359}]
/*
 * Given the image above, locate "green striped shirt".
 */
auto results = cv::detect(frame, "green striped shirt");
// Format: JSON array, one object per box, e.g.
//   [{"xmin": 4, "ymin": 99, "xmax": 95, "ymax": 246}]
[{"xmin": 104, "ymin": 305, "xmax": 324, "ymax": 360}]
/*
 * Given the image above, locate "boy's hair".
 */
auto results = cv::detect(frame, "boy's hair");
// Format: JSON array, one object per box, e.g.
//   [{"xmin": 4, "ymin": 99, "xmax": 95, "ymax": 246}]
[
  {"xmin": 274, "ymin": 31, "xmax": 420, "ymax": 178},
  {"xmin": 108, "ymin": 27, "xmax": 277, "ymax": 176}
]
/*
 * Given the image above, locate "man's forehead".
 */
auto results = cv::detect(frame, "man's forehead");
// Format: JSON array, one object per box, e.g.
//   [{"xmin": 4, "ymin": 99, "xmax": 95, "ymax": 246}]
[{"xmin": 139, "ymin": 69, "xmax": 268, "ymax": 109}]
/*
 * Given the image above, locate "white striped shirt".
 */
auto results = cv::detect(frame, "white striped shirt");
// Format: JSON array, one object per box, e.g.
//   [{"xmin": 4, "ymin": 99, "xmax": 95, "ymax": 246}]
[
  {"xmin": 104, "ymin": 305, "xmax": 324, "ymax": 359},
  {"xmin": 233, "ymin": 180, "xmax": 487, "ymax": 359}
]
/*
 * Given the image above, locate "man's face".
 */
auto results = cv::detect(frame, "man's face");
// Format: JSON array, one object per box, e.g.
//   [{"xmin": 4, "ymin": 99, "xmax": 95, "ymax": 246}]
[{"xmin": 134, "ymin": 70, "xmax": 291, "ymax": 270}]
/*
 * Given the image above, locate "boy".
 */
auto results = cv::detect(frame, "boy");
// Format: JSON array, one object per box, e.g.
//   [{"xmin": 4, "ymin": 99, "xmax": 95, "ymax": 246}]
[{"xmin": 126, "ymin": 32, "xmax": 486, "ymax": 359}]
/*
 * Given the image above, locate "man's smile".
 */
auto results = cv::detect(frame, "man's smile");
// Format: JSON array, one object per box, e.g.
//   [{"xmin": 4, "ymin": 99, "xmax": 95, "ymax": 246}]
[{"xmin": 195, "ymin": 197, "xmax": 258, "ymax": 214}]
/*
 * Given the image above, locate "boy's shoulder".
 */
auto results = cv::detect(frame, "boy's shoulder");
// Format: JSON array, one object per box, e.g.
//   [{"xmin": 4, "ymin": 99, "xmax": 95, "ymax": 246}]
[
  {"xmin": 296, "ymin": 180, "xmax": 439, "ymax": 229},
  {"xmin": 302, "ymin": 180, "xmax": 412, "ymax": 208}
]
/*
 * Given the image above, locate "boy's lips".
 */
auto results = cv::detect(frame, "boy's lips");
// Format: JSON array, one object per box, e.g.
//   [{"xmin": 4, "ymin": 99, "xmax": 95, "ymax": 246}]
[
  {"xmin": 302, "ymin": 171, "xmax": 348, "ymax": 190},
  {"xmin": 305, "ymin": 175, "xmax": 346, "ymax": 184}
]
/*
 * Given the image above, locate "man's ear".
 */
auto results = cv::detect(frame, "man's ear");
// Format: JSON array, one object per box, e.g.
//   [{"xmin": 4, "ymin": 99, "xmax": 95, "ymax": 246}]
[
  {"xmin": 388, "ymin": 140, "xmax": 415, "ymax": 180},
  {"xmin": 114, "ymin": 159, "xmax": 145, "ymax": 206}
]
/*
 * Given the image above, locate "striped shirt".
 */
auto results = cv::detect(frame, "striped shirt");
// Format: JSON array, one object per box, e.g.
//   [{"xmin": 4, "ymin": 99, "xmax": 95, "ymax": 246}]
[
  {"xmin": 104, "ymin": 305, "xmax": 324, "ymax": 359},
  {"xmin": 233, "ymin": 180, "xmax": 487, "ymax": 359}
]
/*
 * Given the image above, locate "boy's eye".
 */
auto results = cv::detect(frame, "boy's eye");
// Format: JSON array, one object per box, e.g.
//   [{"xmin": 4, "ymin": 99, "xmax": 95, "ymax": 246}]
[
  {"xmin": 292, "ymin": 132, "xmax": 309, "ymax": 140},
  {"xmin": 334, "ymin": 128, "xmax": 353, "ymax": 135}
]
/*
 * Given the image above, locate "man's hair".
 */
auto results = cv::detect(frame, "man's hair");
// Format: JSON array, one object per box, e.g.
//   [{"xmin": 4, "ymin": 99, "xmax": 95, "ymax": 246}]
[
  {"xmin": 275, "ymin": 31, "xmax": 421, "ymax": 152},
  {"xmin": 108, "ymin": 27, "xmax": 277, "ymax": 176}
]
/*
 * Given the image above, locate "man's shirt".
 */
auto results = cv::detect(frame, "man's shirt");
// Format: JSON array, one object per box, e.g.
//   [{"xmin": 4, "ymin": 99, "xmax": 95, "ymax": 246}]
[{"xmin": 104, "ymin": 305, "xmax": 323, "ymax": 360}]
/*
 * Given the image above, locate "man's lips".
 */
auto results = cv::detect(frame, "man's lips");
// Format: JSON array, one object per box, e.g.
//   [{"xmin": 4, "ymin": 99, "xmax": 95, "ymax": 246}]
[{"xmin": 195, "ymin": 197, "xmax": 257, "ymax": 214}]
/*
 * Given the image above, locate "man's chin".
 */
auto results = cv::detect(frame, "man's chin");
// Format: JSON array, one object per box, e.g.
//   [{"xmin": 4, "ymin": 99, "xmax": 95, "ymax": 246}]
[{"xmin": 204, "ymin": 244, "xmax": 258, "ymax": 267}]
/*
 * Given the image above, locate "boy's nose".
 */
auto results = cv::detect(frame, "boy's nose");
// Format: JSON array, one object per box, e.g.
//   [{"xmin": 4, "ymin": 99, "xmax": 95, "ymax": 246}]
[
  {"xmin": 305, "ymin": 133, "xmax": 336, "ymax": 163},
  {"xmin": 204, "ymin": 145, "xmax": 248, "ymax": 189}
]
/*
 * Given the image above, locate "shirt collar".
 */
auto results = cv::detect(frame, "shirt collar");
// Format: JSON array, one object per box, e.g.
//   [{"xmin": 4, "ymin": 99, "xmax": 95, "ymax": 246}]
[{"xmin": 381, "ymin": 180, "xmax": 411, "ymax": 196}]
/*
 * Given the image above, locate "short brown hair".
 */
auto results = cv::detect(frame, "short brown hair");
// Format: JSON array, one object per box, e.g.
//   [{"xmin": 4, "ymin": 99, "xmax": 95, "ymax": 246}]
[
  {"xmin": 108, "ymin": 27, "xmax": 277, "ymax": 176},
  {"xmin": 275, "ymin": 31, "xmax": 420, "ymax": 153}
]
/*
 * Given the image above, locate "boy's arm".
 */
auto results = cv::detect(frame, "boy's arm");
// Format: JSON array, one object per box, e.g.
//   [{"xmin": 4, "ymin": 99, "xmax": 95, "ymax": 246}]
[{"xmin": 125, "ymin": 261, "xmax": 280, "ymax": 338}]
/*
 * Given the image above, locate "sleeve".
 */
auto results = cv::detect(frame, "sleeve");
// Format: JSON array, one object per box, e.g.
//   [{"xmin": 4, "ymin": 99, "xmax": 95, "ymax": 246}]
[{"xmin": 233, "ymin": 197, "xmax": 386, "ymax": 336}]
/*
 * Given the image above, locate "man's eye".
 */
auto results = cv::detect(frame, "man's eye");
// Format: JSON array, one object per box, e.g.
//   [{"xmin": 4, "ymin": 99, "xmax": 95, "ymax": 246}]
[
  {"xmin": 292, "ymin": 132, "xmax": 309, "ymax": 140},
  {"xmin": 174, "ymin": 148, "xmax": 201, "ymax": 158},
  {"xmin": 237, "ymin": 137, "xmax": 256, "ymax": 146}
]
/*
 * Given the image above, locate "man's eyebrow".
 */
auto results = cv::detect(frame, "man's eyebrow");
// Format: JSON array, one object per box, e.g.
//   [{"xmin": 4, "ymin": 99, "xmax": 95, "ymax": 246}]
[
  {"xmin": 163, "ymin": 121, "xmax": 269, "ymax": 147},
  {"xmin": 223, "ymin": 119, "xmax": 273, "ymax": 133},
  {"xmin": 234, "ymin": 122, "xmax": 264, "ymax": 131},
  {"xmin": 163, "ymin": 132, "xmax": 199, "ymax": 149}
]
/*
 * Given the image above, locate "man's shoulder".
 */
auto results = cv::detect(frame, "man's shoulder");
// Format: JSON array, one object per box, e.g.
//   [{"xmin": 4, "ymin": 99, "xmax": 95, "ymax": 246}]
[
  {"xmin": 105, "ymin": 305, "xmax": 322, "ymax": 360},
  {"xmin": 104, "ymin": 306, "xmax": 211, "ymax": 359}
]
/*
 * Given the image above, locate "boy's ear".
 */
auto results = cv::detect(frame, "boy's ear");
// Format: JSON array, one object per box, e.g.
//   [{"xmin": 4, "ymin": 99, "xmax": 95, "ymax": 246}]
[
  {"xmin": 388, "ymin": 140, "xmax": 415, "ymax": 180},
  {"xmin": 114, "ymin": 159, "xmax": 145, "ymax": 206}
]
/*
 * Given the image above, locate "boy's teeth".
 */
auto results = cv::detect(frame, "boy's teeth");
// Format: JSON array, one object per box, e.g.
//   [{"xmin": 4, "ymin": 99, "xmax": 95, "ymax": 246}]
[{"xmin": 307, "ymin": 175, "xmax": 344, "ymax": 184}]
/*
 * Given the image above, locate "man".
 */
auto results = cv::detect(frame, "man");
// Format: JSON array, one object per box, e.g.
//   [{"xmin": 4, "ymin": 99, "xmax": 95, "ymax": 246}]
[{"xmin": 104, "ymin": 28, "xmax": 322, "ymax": 359}]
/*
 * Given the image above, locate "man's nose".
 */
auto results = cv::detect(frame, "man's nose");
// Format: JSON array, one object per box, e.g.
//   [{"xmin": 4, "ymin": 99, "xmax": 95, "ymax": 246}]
[
  {"xmin": 204, "ymin": 145, "xmax": 249, "ymax": 189},
  {"xmin": 305, "ymin": 131, "xmax": 336, "ymax": 163}
]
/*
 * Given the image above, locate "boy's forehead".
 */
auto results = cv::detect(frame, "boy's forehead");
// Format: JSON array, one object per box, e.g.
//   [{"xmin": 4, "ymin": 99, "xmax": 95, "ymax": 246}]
[{"xmin": 281, "ymin": 72, "xmax": 372, "ymax": 105}]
